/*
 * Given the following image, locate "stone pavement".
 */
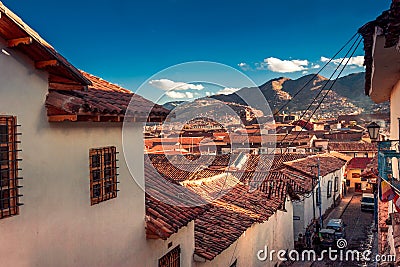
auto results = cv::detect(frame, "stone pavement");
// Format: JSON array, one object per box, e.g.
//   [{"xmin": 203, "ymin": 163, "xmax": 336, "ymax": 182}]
[
  {"xmin": 288, "ymin": 192, "xmax": 356, "ymax": 267},
  {"xmin": 323, "ymin": 191, "xmax": 356, "ymax": 224}
]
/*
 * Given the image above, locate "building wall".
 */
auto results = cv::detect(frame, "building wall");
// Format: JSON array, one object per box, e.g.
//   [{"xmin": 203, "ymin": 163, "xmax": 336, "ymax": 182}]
[
  {"xmin": 390, "ymin": 80, "xmax": 400, "ymax": 140},
  {"xmin": 0, "ymin": 39, "xmax": 154, "ymax": 267},
  {"xmin": 194, "ymin": 199, "xmax": 294, "ymax": 267},
  {"xmin": 293, "ymin": 168, "xmax": 344, "ymax": 239},
  {"xmin": 147, "ymin": 221, "xmax": 195, "ymax": 267}
]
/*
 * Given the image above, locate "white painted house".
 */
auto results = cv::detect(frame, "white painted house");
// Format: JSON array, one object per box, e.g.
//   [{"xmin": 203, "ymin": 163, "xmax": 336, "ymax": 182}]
[
  {"xmin": 0, "ymin": 3, "xmax": 179, "ymax": 267},
  {"xmin": 281, "ymin": 154, "xmax": 347, "ymax": 241}
]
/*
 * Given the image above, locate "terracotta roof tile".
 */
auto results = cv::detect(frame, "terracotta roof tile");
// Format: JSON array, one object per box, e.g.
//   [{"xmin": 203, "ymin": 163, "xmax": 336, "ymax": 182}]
[
  {"xmin": 328, "ymin": 142, "xmax": 377, "ymax": 152},
  {"xmin": 183, "ymin": 176, "xmax": 282, "ymax": 261},
  {"xmin": 45, "ymin": 72, "xmax": 169, "ymax": 120},
  {"xmin": 283, "ymin": 153, "xmax": 347, "ymax": 177},
  {"xmin": 144, "ymin": 158, "xmax": 209, "ymax": 240},
  {"xmin": 347, "ymin": 157, "xmax": 373, "ymax": 169}
]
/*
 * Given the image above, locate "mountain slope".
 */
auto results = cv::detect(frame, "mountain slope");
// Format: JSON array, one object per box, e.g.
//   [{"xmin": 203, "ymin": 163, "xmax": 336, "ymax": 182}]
[{"xmin": 210, "ymin": 72, "xmax": 388, "ymax": 117}]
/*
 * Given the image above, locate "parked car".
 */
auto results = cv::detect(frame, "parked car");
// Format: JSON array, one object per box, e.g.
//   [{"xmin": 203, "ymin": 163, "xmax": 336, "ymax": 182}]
[
  {"xmin": 361, "ymin": 193, "xmax": 375, "ymax": 212},
  {"xmin": 319, "ymin": 228, "xmax": 336, "ymax": 249},
  {"xmin": 326, "ymin": 218, "xmax": 346, "ymax": 239}
]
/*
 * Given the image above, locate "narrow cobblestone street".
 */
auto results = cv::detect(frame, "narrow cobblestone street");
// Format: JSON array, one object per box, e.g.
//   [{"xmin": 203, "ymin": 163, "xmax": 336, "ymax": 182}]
[{"xmin": 312, "ymin": 194, "xmax": 375, "ymax": 267}]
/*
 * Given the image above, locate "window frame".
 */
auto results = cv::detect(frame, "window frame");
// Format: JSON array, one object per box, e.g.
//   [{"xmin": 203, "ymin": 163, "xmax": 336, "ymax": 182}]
[
  {"xmin": 334, "ymin": 177, "xmax": 339, "ymax": 192},
  {"xmin": 159, "ymin": 245, "xmax": 181, "ymax": 267},
  {"xmin": 89, "ymin": 146, "xmax": 118, "ymax": 205},
  {"xmin": 0, "ymin": 116, "xmax": 21, "ymax": 219},
  {"xmin": 327, "ymin": 180, "xmax": 332, "ymax": 198}
]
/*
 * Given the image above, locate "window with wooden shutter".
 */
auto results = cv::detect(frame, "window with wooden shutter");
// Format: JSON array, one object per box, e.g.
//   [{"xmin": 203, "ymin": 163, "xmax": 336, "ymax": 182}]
[
  {"xmin": 89, "ymin": 146, "xmax": 118, "ymax": 205},
  {"xmin": 159, "ymin": 246, "xmax": 180, "ymax": 267},
  {"xmin": 0, "ymin": 116, "xmax": 22, "ymax": 219}
]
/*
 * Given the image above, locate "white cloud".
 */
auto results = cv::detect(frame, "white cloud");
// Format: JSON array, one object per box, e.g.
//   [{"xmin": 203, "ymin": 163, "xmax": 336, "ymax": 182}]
[
  {"xmin": 263, "ymin": 57, "xmax": 309, "ymax": 73},
  {"xmin": 149, "ymin": 79, "xmax": 204, "ymax": 91},
  {"xmin": 165, "ymin": 91, "xmax": 195, "ymax": 99},
  {"xmin": 217, "ymin": 87, "xmax": 240, "ymax": 95},
  {"xmin": 238, "ymin": 62, "xmax": 250, "ymax": 71},
  {"xmin": 320, "ymin": 56, "xmax": 364, "ymax": 67},
  {"xmin": 205, "ymin": 91, "xmax": 212, "ymax": 96},
  {"xmin": 312, "ymin": 64, "xmax": 321, "ymax": 69}
]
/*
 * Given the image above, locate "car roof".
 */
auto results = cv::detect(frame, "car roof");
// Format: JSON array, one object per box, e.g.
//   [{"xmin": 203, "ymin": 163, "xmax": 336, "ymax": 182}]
[
  {"xmin": 320, "ymin": 228, "xmax": 336, "ymax": 234},
  {"xmin": 327, "ymin": 219, "xmax": 342, "ymax": 226},
  {"xmin": 362, "ymin": 193, "xmax": 374, "ymax": 198}
]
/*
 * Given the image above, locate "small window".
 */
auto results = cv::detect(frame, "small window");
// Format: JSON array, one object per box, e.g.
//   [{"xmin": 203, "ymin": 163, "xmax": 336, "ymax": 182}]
[
  {"xmin": 334, "ymin": 177, "xmax": 339, "ymax": 192},
  {"xmin": 0, "ymin": 116, "xmax": 21, "ymax": 219},
  {"xmin": 327, "ymin": 180, "xmax": 332, "ymax": 198},
  {"xmin": 89, "ymin": 146, "xmax": 118, "ymax": 205},
  {"xmin": 159, "ymin": 245, "xmax": 180, "ymax": 267}
]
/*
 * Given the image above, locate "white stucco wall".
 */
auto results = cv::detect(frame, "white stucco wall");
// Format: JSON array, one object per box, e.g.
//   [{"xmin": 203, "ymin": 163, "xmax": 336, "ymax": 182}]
[
  {"xmin": 391, "ymin": 80, "xmax": 400, "ymax": 141},
  {"xmin": 194, "ymin": 199, "xmax": 294, "ymax": 267},
  {"xmin": 0, "ymin": 39, "xmax": 167, "ymax": 267},
  {"xmin": 147, "ymin": 221, "xmax": 195, "ymax": 267},
  {"xmin": 293, "ymin": 167, "xmax": 345, "ymax": 239}
]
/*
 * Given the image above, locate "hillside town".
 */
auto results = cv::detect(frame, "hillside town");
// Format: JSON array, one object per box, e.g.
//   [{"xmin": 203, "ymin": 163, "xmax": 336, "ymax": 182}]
[{"xmin": 0, "ymin": 0, "xmax": 400, "ymax": 267}]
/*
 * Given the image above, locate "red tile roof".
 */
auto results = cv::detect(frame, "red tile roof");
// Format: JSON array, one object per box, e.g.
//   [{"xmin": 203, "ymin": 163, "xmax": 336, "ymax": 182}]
[
  {"xmin": 45, "ymin": 72, "xmax": 169, "ymax": 122},
  {"xmin": 328, "ymin": 142, "xmax": 377, "ymax": 152},
  {"xmin": 0, "ymin": 2, "xmax": 91, "ymax": 87},
  {"xmin": 144, "ymin": 158, "xmax": 209, "ymax": 240},
  {"xmin": 183, "ymin": 176, "xmax": 282, "ymax": 261},
  {"xmin": 283, "ymin": 154, "xmax": 347, "ymax": 178},
  {"xmin": 347, "ymin": 157, "xmax": 373, "ymax": 170}
]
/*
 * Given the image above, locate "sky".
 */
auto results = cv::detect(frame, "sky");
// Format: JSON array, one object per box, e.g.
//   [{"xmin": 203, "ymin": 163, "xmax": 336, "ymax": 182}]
[{"xmin": 2, "ymin": 0, "xmax": 391, "ymax": 103}]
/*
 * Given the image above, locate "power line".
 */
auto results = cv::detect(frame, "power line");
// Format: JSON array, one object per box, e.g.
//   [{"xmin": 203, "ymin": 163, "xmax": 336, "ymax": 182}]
[{"xmin": 273, "ymin": 32, "xmax": 359, "ymax": 116}]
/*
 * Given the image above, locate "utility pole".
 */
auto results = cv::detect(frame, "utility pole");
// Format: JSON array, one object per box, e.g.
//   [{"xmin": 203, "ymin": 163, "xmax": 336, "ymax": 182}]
[{"xmin": 317, "ymin": 158, "xmax": 323, "ymax": 229}]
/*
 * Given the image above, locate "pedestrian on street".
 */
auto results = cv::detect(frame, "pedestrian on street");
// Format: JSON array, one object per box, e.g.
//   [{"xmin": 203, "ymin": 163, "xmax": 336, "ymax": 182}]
[
  {"xmin": 312, "ymin": 233, "xmax": 321, "ymax": 255},
  {"xmin": 305, "ymin": 229, "xmax": 312, "ymax": 249}
]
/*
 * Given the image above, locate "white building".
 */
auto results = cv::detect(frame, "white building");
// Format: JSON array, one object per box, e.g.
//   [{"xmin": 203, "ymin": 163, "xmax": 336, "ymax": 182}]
[{"xmin": 281, "ymin": 154, "xmax": 347, "ymax": 241}]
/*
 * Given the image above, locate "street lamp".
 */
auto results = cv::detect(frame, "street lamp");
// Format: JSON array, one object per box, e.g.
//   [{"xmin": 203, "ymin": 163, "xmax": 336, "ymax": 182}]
[
  {"xmin": 367, "ymin": 122, "xmax": 381, "ymax": 141},
  {"xmin": 366, "ymin": 121, "xmax": 381, "ymax": 231}
]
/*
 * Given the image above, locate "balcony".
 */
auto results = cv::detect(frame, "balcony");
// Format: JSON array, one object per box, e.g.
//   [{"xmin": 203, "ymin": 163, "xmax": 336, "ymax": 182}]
[{"xmin": 378, "ymin": 140, "xmax": 400, "ymax": 190}]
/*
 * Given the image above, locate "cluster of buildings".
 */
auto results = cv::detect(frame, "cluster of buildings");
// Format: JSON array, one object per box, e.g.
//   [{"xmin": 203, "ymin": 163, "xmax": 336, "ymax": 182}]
[{"xmin": 0, "ymin": 0, "xmax": 397, "ymax": 266}]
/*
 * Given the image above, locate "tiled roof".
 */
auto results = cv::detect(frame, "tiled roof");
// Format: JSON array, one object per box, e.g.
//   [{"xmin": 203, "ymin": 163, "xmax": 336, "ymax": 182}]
[
  {"xmin": 347, "ymin": 157, "xmax": 373, "ymax": 169},
  {"xmin": 183, "ymin": 176, "xmax": 282, "ymax": 261},
  {"xmin": 144, "ymin": 158, "xmax": 209, "ymax": 240},
  {"xmin": 358, "ymin": 0, "xmax": 400, "ymax": 95},
  {"xmin": 45, "ymin": 72, "xmax": 169, "ymax": 121},
  {"xmin": 361, "ymin": 155, "xmax": 378, "ymax": 178},
  {"xmin": 0, "ymin": 2, "xmax": 91, "ymax": 87},
  {"xmin": 279, "ymin": 168, "xmax": 315, "ymax": 193},
  {"xmin": 283, "ymin": 154, "xmax": 347, "ymax": 178},
  {"xmin": 328, "ymin": 142, "xmax": 377, "ymax": 152}
]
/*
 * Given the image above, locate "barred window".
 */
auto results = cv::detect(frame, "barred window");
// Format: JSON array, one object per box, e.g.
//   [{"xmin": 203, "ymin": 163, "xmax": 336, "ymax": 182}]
[
  {"xmin": 334, "ymin": 177, "xmax": 339, "ymax": 192},
  {"xmin": 0, "ymin": 116, "xmax": 22, "ymax": 219},
  {"xmin": 89, "ymin": 146, "xmax": 118, "ymax": 205},
  {"xmin": 327, "ymin": 180, "xmax": 332, "ymax": 198},
  {"xmin": 159, "ymin": 246, "xmax": 180, "ymax": 267}
]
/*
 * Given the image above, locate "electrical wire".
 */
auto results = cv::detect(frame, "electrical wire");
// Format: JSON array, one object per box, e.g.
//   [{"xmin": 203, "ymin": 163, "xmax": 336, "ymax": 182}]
[{"xmin": 225, "ymin": 33, "xmax": 363, "ymax": 263}]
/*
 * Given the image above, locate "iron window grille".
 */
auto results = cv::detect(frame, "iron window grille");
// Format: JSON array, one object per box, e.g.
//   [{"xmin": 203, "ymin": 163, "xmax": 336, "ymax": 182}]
[
  {"xmin": 327, "ymin": 180, "xmax": 332, "ymax": 198},
  {"xmin": 159, "ymin": 245, "xmax": 180, "ymax": 267},
  {"xmin": 89, "ymin": 146, "xmax": 119, "ymax": 205},
  {"xmin": 0, "ymin": 116, "xmax": 22, "ymax": 219},
  {"xmin": 334, "ymin": 177, "xmax": 339, "ymax": 192}
]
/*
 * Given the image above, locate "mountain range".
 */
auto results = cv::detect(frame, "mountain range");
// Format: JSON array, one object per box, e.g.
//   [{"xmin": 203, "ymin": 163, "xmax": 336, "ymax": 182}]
[{"xmin": 163, "ymin": 72, "xmax": 389, "ymax": 118}]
